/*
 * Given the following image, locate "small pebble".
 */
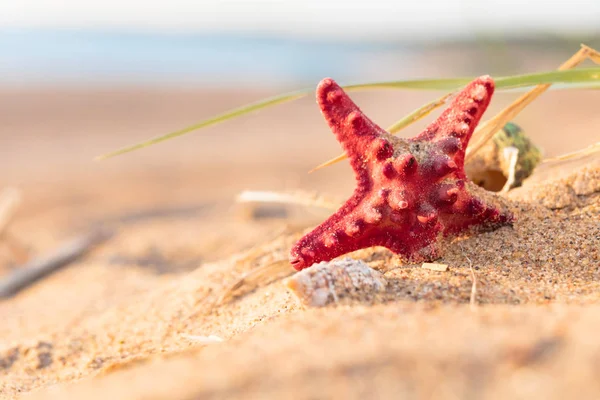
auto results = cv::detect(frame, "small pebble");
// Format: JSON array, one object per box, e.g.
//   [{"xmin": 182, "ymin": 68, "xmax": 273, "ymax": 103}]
[{"xmin": 421, "ymin": 263, "xmax": 449, "ymax": 272}]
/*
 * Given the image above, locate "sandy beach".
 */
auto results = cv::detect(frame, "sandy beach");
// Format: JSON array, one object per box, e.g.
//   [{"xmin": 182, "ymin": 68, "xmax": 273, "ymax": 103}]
[{"xmin": 0, "ymin": 83, "xmax": 598, "ymax": 399}]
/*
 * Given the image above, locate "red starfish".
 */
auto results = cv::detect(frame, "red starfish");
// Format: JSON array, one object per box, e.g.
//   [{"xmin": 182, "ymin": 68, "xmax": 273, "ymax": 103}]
[{"xmin": 289, "ymin": 76, "xmax": 514, "ymax": 270}]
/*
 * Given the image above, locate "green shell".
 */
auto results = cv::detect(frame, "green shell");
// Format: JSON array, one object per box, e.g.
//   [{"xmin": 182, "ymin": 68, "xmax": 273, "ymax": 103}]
[
  {"xmin": 465, "ymin": 122, "xmax": 542, "ymax": 191},
  {"xmin": 493, "ymin": 122, "xmax": 542, "ymax": 186}
]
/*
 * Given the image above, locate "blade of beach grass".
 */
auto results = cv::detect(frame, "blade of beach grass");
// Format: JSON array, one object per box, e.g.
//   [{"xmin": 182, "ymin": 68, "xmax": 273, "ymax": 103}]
[
  {"xmin": 343, "ymin": 68, "xmax": 600, "ymax": 92},
  {"xmin": 545, "ymin": 141, "xmax": 600, "ymax": 162},
  {"xmin": 97, "ymin": 67, "xmax": 600, "ymax": 160},
  {"xmin": 95, "ymin": 90, "xmax": 308, "ymax": 160},
  {"xmin": 466, "ymin": 45, "xmax": 600, "ymax": 161},
  {"xmin": 494, "ymin": 67, "xmax": 600, "ymax": 89}
]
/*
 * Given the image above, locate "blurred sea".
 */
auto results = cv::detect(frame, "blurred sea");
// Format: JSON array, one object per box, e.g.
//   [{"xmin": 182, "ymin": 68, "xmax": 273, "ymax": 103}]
[{"xmin": 0, "ymin": 30, "xmax": 417, "ymax": 87}]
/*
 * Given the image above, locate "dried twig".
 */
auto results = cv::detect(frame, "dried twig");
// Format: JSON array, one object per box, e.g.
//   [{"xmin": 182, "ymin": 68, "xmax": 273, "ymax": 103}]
[
  {"xmin": 0, "ymin": 228, "xmax": 113, "ymax": 298},
  {"xmin": 543, "ymin": 141, "xmax": 600, "ymax": 163},
  {"xmin": 236, "ymin": 190, "xmax": 341, "ymax": 210}
]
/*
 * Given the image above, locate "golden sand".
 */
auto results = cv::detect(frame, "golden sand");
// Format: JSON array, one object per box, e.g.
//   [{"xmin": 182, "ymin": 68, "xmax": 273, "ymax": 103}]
[{"xmin": 0, "ymin": 87, "xmax": 598, "ymax": 399}]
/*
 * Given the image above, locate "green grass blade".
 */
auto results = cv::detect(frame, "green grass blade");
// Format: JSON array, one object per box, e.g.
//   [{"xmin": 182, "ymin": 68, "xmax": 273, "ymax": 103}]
[
  {"xmin": 95, "ymin": 90, "xmax": 309, "ymax": 160},
  {"xmin": 343, "ymin": 78, "xmax": 471, "ymax": 91},
  {"xmin": 343, "ymin": 68, "xmax": 600, "ymax": 91},
  {"xmin": 495, "ymin": 68, "xmax": 600, "ymax": 89},
  {"xmin": 97, "ymin": 67, "xmax": 600, "ymax": 160}
]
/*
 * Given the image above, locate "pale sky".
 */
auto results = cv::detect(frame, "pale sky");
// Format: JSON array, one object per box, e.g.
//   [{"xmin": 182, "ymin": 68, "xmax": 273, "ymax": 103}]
[{"xmin": 2, "ymin": 0, "xmax": 600, "ymax": 40}]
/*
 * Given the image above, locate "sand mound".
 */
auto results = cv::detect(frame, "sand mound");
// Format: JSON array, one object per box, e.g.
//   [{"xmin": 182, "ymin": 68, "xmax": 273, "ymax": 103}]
[
  {"xmin": 1, "ymin": 83, "xmax": 599, "ymax": 399},
  {"xmin": 0, "ymin": 157, "xmax": 597, "ymax": 399}
]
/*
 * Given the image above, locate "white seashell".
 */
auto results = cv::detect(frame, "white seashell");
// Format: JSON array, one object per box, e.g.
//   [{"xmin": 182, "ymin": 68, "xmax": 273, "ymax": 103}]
[{"xmin": 285, "ymin": 258, "xmax": 387, "ymax": 307}]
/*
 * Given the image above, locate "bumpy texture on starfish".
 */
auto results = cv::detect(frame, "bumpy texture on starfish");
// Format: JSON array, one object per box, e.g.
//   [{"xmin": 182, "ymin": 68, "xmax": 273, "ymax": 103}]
[{"xmin": 290, "ymin": 76, "xmax": 514, "ymax": 270}]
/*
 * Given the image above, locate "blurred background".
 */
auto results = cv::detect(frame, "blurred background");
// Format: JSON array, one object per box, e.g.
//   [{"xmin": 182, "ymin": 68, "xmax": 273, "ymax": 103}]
[
  {"xmin": 2, "ymin": 0, "xmax": 600, "ymax": 86},
  {"xmin": 2, "ymin": 1, "xmax": 599, "ymax": 149},
  {"xmin": 0, "ymin": 0, "xmax": 599, "ymax": 246}
]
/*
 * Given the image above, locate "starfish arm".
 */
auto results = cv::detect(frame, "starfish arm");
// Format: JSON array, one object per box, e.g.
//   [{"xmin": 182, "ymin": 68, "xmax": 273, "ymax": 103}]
[
  {"xmin": 316, "ymin": 78, "xmax": 394, "ymax": 184},
  {"xmin": 439, "ymin": 182, "xmax": 514, "ymax": 235},
  {"xmin": 414, "ymin": 76, "xmax": 495, "ymax": 174},
  {"xmin": 289, "ymin": 195, "xmax": 370, "ymax": 270},
  {"xmin": 289, "ymin": 212, "xmax": 434, "ymax": 271},
  {"xmin": 289, "ymin": 188, "xmax": 445, "ymax": 270}
]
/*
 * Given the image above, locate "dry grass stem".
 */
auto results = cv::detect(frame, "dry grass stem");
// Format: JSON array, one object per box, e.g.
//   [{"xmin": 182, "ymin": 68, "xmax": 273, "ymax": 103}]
[
  {"xmin": 466, "ymin": 45, "xmax": 600, "ymax": 162},
  {"xmin": 236, "ymin": 190, "xmax": 341, "ymax": 210},
  {"xmin": 544, "ymin": 141, "xmax": 600, "ymax": 162}
]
